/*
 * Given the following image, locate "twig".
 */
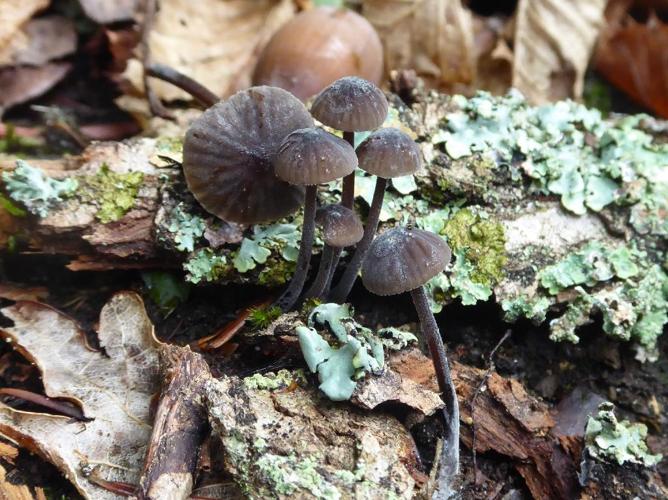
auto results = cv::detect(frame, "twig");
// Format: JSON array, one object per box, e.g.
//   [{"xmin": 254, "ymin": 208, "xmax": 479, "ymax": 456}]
[
  {"xmin": 470, "ymin": 329, "xmax": 512, "ymax": 484},
  {"xmin": 0, "ymin": 388, "xmax": 90, "ymax": 421}
]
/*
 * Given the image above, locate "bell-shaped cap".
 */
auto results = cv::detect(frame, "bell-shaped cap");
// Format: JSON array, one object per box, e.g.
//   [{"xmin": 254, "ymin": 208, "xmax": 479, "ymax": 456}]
[
  {"xmin": 310, "ymin": 76, "xmax": 388, "ymax": 132},
  {"xmin": 357, "ymin": 128, "xmax": 422, "ymax": 178},
  {"xmin": 362, "ymin": 226, "xmax": 451, "ymax": 296},
  {"xmin": 183, "ymin": 86, "xmax": 313, "ymax": 224},
  {"xmin": 315, "ymin": 204, "xmax": 363, "ymax": 248},
  {"xmin": 274, "ymin": 127, "xmax": 357, "ymax": 186}
]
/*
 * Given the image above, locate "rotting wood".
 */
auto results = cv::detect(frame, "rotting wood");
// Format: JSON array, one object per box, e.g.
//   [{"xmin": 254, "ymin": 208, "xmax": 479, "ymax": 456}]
[{"xmin": 135, "ymin": 344, "xmax": 211, "ymax": 500}]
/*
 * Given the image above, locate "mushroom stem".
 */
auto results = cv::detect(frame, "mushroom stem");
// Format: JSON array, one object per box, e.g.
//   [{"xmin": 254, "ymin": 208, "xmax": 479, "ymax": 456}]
[
  {"xmin": 329, "ymin": 176, "xmax": 387, "ymax": 303},
  {"xmin": 409, "ymin": 286, "xmax": 460, "ymax": 480},
  {"xmin": 340, "ymin": 131, "xmax": 355, "ymax": 209},
  {"xmin": 276, "ymin": 185, "xmax": 318, "ymax": 311},
  {"xmin": 146, "ymin": 63, "xmax": 219, "ymax": 108},
  {"xmin": 303, "ymin": 244, "xmax": 334, "ymax": 300}
]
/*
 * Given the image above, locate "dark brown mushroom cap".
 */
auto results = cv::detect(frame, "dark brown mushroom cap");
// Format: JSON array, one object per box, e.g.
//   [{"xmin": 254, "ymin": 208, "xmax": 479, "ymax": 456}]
[
  {"xmin": 315, "ymin": 204, "xmax": 364, "ymax": 247},
  {"xmin": 274, "ymin": 127, "xmax": 357, "ymax": 186},
  {"xmin": 183, "ymin": 86, "xmax": 314, "ymax": 224},
  {"xmin": 310, "ymin": 76, "xmax": 388, "ymax": 132},
  {"xmin": 362, "ymin": 226, "xmax": 451, "ymax": 296},
  {"xmin": 357, "ymin": 128, "xmax": 422, "ymax": 178}
]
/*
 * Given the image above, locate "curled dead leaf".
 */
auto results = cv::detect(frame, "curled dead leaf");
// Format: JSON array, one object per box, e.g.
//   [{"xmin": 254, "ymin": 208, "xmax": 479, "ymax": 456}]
[
  {"xmin": 0, "ymin": 292, "xmax": 162, "ymax": 500},
  {"xmin": 0, "ymin": 16, "xmax": 77, "ymax": 66},
  {"xmin": 512, "ymin": 0, "xmax": 607, "ymax": 103},
  {"xmin": 0, "ymin": 63, "xmax": 71, "ymax": 113}
]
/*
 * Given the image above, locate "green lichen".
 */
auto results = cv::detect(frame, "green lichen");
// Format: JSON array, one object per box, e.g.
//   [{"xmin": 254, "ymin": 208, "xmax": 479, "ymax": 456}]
[
  {"xmin": 164, "ymin": 203, "xmax": 205, "ymax": 252},
  {"xmin": 243, "ymin": 369, "xmax": 305, "ymax": 391},
  {"xmin": 377, "ymin": 327, "xmax": 418, "ymax": 350},
  {"xmin": 539, "ymin": 242, "xmax": 640, "ymax": 295},
  {"xmin": 442, "ymin": 207, "xmax": 506, "ymax": 286},
  {"xmin": 80, "ymin": 165, "xmax": 143, "ymax": 223},
  {"xmin": 446, "ymin": 248, "xmax": 493, "ymax": 306},
  {"xmin": 248, "ymin": 305, "xmax": 283, "ymax": 329},
  {"xmin": 585, "ymin": 402, "xmax": 662, "ymax": 467},
  {"xmin": 233, "ymin": 223, "xmax": 301, "ymax": 273},
  {"xmin": 501, "ymin": 295, "xmax": 553, "ymax": 324},
  {"xmin": 183, "ymin": 248, "xmax": 229, "ymax": 284},
  {"xmin": 2, "ymin": 160, "xmax": 78, "ymax": 217},
  {"xmin": 433, "ymin": 91, "xmax": 668, "ymax": 230},
  {"xmin": 255, "ymin": 454, "xmax": 340, "ymax": 499}
]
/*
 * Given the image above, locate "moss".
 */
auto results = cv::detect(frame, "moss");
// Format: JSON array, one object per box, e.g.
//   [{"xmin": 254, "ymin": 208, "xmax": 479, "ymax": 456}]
[
  {"xmin": 79, "ymin": 165, "xmax": 143, "ymax": 223},
  {"xmin": 585, "ymin": 402, "xmax": 662, "ymax": 466},
  {"xmin": 2, "ymin": 160, "xmax": 78, "ymax": 217},
  {"xmin": 442, "ymin": 207, "xmax": 506, "ymax": 286},
  {"xmin": 257, "ymin": 256, "xmax": 296, "ymax": 287},
  {"xmin": 247, "ymin": 305, "xmax": 283, "ymax": 330}
]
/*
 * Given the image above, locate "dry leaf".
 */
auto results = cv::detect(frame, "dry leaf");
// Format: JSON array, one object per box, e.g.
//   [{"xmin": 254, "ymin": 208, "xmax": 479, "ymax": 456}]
[
  {"xmin": 0, "ymin": 292, "xmax": 162, "ymax": 500},
  {"xmin": 0, "ymin": 16, "xmax": 77, "ymax": 66},
  {"xmin": 512, "ymin": 0, "xmax": 607, "ymax": 103},
  {"xmin": 595, "ymin": 13, "xmax": 668, "ymax": 118},
  {"xmin": 0, "ymin": 283, "xmax": 48, "ymax": 302},
  {"xmin": 124, "ymin": 0, "xmax": 296, "ymax": 102},
  {"xmin": 0, "ymin": 0, "xmax": 49, "ymax": 50},
  {"xmin": 0, "ymin": 63, "xmax": 71, "ymax": 113},
  {"xmin": 362, "ymin": 0, "xmax": 476, "ymax": 90},
  {"xmin": 78, "ymin": 0, "xmax": 138, "ymax": 24},
  {"xmin": 0, "ymin": 463, "xmax": 38, "ymax": 500}
]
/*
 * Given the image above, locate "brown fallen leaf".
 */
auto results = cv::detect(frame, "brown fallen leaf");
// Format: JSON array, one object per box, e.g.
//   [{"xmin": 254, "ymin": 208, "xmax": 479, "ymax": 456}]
[
  {"xmin": 512, "ymin": 0, "xmax": 607, "ymax": 103},
  {"xmin": 0, "ymin": 63, "xmax": 71, "ymax": 113},
  {"xmin": 0, "ymin": 0, "xmax": 49, "ymax": 50},
  {"xmin": 0, "ymin": 16, "xmax": 77, "ymax": 66},
  {"xmin": 78, "ymin": 0, "xmax": 138, "ymax": 24},
  {"xmin": 123, "ymin": 0, "xmax": 296, "ymax": 103},
  {"xmin": 0, "ymin": 292, "xmax": 162, "ymax": 500},
  {"xmin": 0, "ymin": 463, "xmax": 41, "ymax": 500},
  {"xmin": 0, "ymin": 283, "xmax": 48, "ymax": 302},
  {"xmin": 362, "ymin": 0, "xmax": 476, "ymax": 91},
  {"xmin": 595, "ymin": 12, "xmax": 668, "ymax": 118}
]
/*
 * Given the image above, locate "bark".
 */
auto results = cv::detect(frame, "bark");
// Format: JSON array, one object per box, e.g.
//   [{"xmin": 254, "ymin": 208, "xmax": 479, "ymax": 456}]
[{"xmin": 135, "ymin": 345, "xmax": 211, "ymax": 500}]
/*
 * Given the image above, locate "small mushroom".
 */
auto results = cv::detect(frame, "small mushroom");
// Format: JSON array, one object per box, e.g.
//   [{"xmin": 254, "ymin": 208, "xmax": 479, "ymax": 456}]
[
  {"xmin": 253, "ymin": 7, "xmax": 383, "ymax": 102},
  {"xmin": 361, "ymin": 226, "xmax": 460, "ymax": 479},
  {"xmin": 273, "ymin": 128, "xmax": 357, "ymax": 311},
  {"xmin": 183, "ymin": 86, "xmax": 313, "ymax": 224},
  {"xmin": 304, "ymin": 205, "xmax": 363, "ymax": 300},
  {"xmin": 310, "ymin": 76, "xmax": 388, "ymax": 209},
  {"xmin": 330, "ymin": 128, "xmax": 421, "ymax": 303}
]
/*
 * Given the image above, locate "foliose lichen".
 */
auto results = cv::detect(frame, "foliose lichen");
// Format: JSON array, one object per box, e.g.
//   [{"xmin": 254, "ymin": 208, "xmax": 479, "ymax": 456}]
[
  {"xmin": 80, "ymin": 165, "xmax": 144, "ymax": 223},
  {"xmin": 2, "ymin": 160, "xmax": 78, "ymax": 217},
  {"xmin": 183, "ymin": 248, "xmax": 229, "ymax": 284},
  {"xmin": 164, "ymin": 203, "xmax": 206, "ymax": 252},
  {"xmin": 233, "ymin": 223, "xmax": 302, "ymax": 273},
  {"xmin": 243, "ymin": 369, "xmax": 305, "ymax": 391},
  {"xmin": 585, "ymin": 402, "xmax": 662, "ymax": 467}
]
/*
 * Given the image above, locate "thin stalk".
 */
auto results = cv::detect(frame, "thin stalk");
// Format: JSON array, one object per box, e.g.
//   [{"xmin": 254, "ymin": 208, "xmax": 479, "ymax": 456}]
[
  {"xmin": 303, "ymin": 245, "xmax": 335, "ymax": 300},
  {"xmin": 146, "ymin": 63, "xmax": 219, "ymax": 108},
  {"xmin": 276, "ymin": 185, "xmax": 318, "ymax": 311},
  {"xmin": 410, "ymin": 286, "xmax": 460, "ymax": 487},
  {"xmin": 327, "ymin": 130, "xmax": 355, "ymax": 297},
  {"xmin": 329, "ymin": 176, "xmax": 387, "ymax": 303}
]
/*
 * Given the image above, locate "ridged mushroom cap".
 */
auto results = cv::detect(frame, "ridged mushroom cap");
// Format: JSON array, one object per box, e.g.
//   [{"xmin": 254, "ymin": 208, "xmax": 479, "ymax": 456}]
[
  {"xmin": 274, "ymin": 128, "xmax": 357, "ymax": 186},
  {"xmin": 362, "ymin": 227, "xmax": 451, "ymax": 296},
  {"xmin": 357, "ymin": 128, "xmax": 422, "ymax": 178},
  {"xmin": 183, "ymin": 86, "xmax": 313, "ymax": 224},
  {"xmin": 310, "ymin": 76, "xmax": 388, "ymax": 132},
  {"xmin": 252, "ymin": 7, "xmax": 383, "ymax": 101},
  {"xmin": 315, "ymin": 204, "xmax": 363, "ymax": 247}
]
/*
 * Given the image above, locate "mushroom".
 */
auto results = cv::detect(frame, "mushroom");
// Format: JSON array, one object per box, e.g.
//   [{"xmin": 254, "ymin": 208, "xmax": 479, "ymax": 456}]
[
  {"xmin": 304, "ymin": 205, "xmax": 364, "ymax": 300},
  {"xmin": 310, "ymin": 76, "xmax": 388, "ymax": 209},
  {"xmin": 330, "ymin": 128, "xmax": 421, "ymax": 303},
  {"xmin": 273, "ymin": 128, "xmax": 357, "ymax": 311},
  {"xmin": 361, "ymin": 225, "xmax": 460, "ymax": 478},
  {"xmin": 253, "ymin": 7, "xmax": 384, "ymax": 102},
  {"xmin": 183, "ymin": 86, "xmax": 314, "ymax": 224}
]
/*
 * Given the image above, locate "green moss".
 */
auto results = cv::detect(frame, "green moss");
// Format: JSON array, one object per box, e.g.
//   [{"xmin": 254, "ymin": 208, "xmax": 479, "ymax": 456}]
[
  {"xmin": 80, "ymin": 165, "xmax": 143, "ymax": 223},
  {"xmin": 442, "ymin": 208, "xmax": 506, "ymax": 286},
  {"xmin": 446, "ymin": 249, "xmax": 494, "ymax": 305},
  {"xmin": 585, "ymin": 402, "xmax": 662, "ymax": 466},
  {"xmin": 247, "ymin": 305, "xmax": 283, "ymax": 329},
  {"xmin": 257, "ymin": 256, "xmax": 296, "ymax": 287},
  {"xmin": 183, "ymin": 248, "xmax": 230, "ymax": 284},
  {"xmin": 2, "ymin": 160, "xmax": 78, "ymax": 217}
]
